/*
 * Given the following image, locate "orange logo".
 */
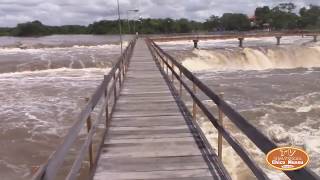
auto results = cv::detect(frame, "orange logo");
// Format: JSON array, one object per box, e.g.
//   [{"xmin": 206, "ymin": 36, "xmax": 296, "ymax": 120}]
[{"xmin": 266, "ymin": 147, "xmax": 309, "ymax": 171}]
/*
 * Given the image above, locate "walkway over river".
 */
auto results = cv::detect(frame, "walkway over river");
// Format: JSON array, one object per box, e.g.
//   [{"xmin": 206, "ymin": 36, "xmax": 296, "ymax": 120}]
[{"xmin": 33, "ymin": 37, "xmax": 320, "ymax": 180}]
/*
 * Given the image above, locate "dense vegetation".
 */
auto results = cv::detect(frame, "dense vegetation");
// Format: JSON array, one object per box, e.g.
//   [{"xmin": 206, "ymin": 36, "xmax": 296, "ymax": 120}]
[{"xmin": 1, "ymin": 3, "xmax": 320, "ymax": 36}]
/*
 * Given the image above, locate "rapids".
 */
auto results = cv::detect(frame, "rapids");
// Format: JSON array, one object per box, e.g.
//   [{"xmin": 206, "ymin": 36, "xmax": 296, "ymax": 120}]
[
  {"xmin": 158, "ymin": 36, "xmax": 320, "ymax": 180},
  {"xmin": 0, "ymin": 35, "xmax": 129, "ymax": 180}
]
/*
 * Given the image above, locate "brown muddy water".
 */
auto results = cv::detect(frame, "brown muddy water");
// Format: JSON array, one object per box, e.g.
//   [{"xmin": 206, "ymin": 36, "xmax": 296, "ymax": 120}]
[
  {"xmin": 1, "ymin": 35, "xmax": 319, "ymax": 180},
  {"xmin": 158, "ymin": 36, "xmax": 320, "ymax": 180},
  {"xmin": 0, "ymin": 35, "xmax": 132, "ymax": 180}
]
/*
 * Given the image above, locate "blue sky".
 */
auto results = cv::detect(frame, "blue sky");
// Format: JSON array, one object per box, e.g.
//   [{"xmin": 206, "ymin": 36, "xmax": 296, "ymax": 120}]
[{"xmin": 0, "ymin": 0, "xmax": 319, "ymax": 27}]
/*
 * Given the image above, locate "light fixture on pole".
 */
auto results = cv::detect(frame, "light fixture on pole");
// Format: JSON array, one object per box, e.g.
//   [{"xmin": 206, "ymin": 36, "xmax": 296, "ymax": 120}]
[{"xmin": 127, "ymin": 9, "xmax": 139, "ymax": 34}]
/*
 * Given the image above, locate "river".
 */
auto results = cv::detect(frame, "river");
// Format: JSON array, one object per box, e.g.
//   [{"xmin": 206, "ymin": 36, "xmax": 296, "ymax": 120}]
[
  {"xmin": 1, "ymin": 35, "xmax": 319, "ymax": 180},
  {"xmin": 0, "ymin": 35, "xmax": 131, "ymax": 180},
  {"xmin": 158, "ymin": 36, "xmax": 320, "ymax": 180}
]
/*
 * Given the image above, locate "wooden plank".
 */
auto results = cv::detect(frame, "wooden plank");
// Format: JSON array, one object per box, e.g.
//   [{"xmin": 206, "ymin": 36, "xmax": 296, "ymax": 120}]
[
  {"xmin": 118, "ymin": 92, "xmax": 171, "ymax": 97},
  {"xmin": 115, "ymin": 96, "xmax": 175, "ymax": 102},
  {"xmin": 109, "ymin": 125, "xmax": 189, "ymax": 132},
  {"xmin": 120, "ymin": 90, "xmax": 171, "ymax": 95},
  {"xmin": 112, "ymin": 111, "xmax": 181, "ymax": 118},
  {"xmin": 110, "ymin": 116, "xmax": 187, "ymax": 127},
  {"xmin": 107, "ymin": 132, "xmax": 194, "ymax": 140},
  {"xmin": 94, "ymin": 169, "xmax": 212, "ymax": 180},
  {"xmin": 95, "ymin": 156, "xmax": 209, "ymax": 172},
  {"xmin": 105, "ymin": 137, "xmax": 196, "ymax": 144},
  {"xmin": 114, "ymin": 104, "xmax": 180, "ymax": 112},
  {"xmin": 108, "ymin": 128, "xmax": 191, "ymax": 137},
  {"xmin": 149, "ymin": 177, "xmax": 214, "ymax": 180}
]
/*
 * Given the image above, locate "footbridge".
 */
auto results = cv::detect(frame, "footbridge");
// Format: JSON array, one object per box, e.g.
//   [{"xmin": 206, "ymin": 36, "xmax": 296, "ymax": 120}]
[
  {"xmin": 151, "ymin": 31, "xmax": 320, "ymax": 48},
  {"xmin": 32, "ymin": 37, "xmax": 320, "ymax": 180}
]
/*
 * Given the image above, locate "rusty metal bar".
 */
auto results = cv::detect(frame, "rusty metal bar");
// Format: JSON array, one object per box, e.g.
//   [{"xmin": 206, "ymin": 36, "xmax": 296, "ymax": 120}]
[
  {"xmin": 118, "ymin": 69, "xmax": 122, "ymax": 88},
  {"xmin": 113, "ymin": 73, "xmax": 117, "ymax": 102},
  {"xmin": 104, "ymin": 78, "xmax": 109, "ymax": 128},
  {"xmin": 171, "ymin": 62, "xmax": 175, "ymax": 82},
  {"xmin": 85, "ymin": 98, "xmax": 94, "ymax": 169},
  {"xmin": 218, "ymin": 92, "xmax": 224, "ymax": 161},
  {"xmin": 179, "ymin": 70, "xmax": 183, "ymax": 97},
  {"xmin": 192, "ymin": 82, "xmax": 197, "ymax": 120},
  {"xmin": 166, "ymin": 60, "xmax": 169, "ymax": 75}
]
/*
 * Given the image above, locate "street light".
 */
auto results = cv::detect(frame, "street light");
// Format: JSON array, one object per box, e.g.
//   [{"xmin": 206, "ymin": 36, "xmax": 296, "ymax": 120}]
[
  {"xmin": 127, "ymin": 9, "xmax": 139, "ymax": 34},
  {"xmin": 116, "ymin": 0, "xmax": 123, "ymax": 54},
  {"xmin": 117, "ymin": 0, "xmax": 122, "ymax": 55}
]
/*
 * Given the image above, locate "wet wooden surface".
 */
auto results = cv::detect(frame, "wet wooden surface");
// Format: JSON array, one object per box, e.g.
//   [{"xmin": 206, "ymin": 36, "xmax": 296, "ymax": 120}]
[{"xmin": 93, "ymin": 39, "xmax": 215, "ymax": 180}]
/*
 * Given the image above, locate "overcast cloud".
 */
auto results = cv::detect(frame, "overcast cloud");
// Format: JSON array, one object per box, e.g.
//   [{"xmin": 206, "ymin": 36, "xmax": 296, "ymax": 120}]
[{"xmin": 0, "ymin": 0, "xmax": 319, "ymax": 27}]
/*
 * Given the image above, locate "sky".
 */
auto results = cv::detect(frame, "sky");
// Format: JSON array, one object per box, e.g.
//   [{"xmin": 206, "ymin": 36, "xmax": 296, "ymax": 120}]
[{"xmin": 0, "ymin": 0, "xmax": 319, "ymax": 27}]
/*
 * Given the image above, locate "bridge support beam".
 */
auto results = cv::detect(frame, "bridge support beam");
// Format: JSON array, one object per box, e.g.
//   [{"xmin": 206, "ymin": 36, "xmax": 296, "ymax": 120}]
[
  {"xmin": 238, "ymin": 37, "xmax": 244, "ymax": 48},
  {"xmin": 276, "ymin": 36, "xmax": 282, "ymax": 45},
  {"xmin": 313, "ymin": 35, "xmax": 318, "ymax": 42},
  {"xmin": 193, "ymin": 39, "xmax": 199, "ymax": 49}
]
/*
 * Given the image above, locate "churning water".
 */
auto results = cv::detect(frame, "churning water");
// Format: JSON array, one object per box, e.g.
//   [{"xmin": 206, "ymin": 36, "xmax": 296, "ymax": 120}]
[
  {"xmin": 158, "ymin": 36, "xmax": 320, "ymax": 180},
  {"xmin": 0, "ymin": 35, "xmax": 129, "ymax": 180},
  {"xmin": 1, "ymin": 35, "xmax": 319, "ymax": 180}
]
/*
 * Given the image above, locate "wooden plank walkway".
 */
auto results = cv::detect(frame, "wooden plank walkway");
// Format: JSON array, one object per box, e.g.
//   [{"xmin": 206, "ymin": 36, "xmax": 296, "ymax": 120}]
[{"xmin": 93, "ymin": 39, "xmax": 223, "ymax": 180}]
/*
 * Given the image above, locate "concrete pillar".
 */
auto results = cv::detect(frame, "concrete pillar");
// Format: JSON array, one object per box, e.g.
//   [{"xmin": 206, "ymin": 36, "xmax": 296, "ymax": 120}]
[
  {"xmin": 313, "ymin": 35, "xmax": 318, "ymax": 42},
  {"xmin": 238, "ymin": 37, "xmax": 244, "ymax": 48},
  {"xmin": 193, "ymin": 39, "xmax": 199, "ymax": 49},
  {"xmin": 276, "ymin": 36, "xmax": 282, "ymax": 45}
]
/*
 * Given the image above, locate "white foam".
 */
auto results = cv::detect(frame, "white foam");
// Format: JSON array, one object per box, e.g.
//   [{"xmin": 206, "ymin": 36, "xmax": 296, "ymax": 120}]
[
  {"xmin": 0, "ymin": 42, "xmax": 128, "ymax": 54},
  {"xmin": 182, "ymin": 45, "xmax": 320, "ymax": 72}
]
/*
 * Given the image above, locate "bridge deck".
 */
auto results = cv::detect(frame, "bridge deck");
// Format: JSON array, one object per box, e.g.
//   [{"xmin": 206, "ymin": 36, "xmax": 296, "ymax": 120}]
[{"xmin": 93, "ymin": 39, "xmax": 223, "ymax": 180}]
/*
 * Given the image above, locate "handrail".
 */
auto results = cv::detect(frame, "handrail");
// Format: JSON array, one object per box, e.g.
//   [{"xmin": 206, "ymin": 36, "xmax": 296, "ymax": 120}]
[
  {"xmin": 146, "ymin": 38, "xmax": 320, "ymax": 180},
  {"xmin": 151, "ymin": 31, "xmax": 320, "ymax": 42},
  {"xmin": 32, "ymin": 38, "xmax": 137, "ymax": 180}
]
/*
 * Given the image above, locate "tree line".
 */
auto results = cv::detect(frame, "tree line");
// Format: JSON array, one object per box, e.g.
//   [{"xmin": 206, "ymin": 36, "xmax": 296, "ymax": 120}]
[{"xmin": 0, "ymin": 3, "xmax": 320, "ymax": 36}]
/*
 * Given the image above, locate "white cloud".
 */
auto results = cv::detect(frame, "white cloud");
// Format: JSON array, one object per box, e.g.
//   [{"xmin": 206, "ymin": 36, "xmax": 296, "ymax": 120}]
[{"xmin": 0, "ymin": 0, "xmax": 319, "ymax": 27}]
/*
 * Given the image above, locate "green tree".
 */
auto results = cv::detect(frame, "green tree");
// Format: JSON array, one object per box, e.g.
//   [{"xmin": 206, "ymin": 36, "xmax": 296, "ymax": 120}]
[
  {"xmin": 204, "ymin": 15, "xmax": 221, "ymax": 31},
  {"xmin": 255, "ymin": 6, "xmax": 272, "ymax": 28},
  {"xmin": 271, "ymin": 4, "xmax": 299, "ymax": 29},
  {"xmin": 220, "ymin": 13, "xmax": 251, "ymax": 31},
  {"xmin": 298, "ymin": 5, "xmax": 320, "ymax": 29},
  {"xmin": 12, "ymin": 21, "xmax": 50, "ymax": 36}
]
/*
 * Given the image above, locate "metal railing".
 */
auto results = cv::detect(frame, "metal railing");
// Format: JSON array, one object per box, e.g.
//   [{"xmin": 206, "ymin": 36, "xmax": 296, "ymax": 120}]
[
  {"xmin": 151, "ymin": 31, "xmax": 320, "ymax": 42},
  {"xmin": 147, "ymin": 38, "xmax": 320, "ymax": 180},
  {"xmin": 32, "ymin": 38, "xmax": 136, "ymax": 180}
]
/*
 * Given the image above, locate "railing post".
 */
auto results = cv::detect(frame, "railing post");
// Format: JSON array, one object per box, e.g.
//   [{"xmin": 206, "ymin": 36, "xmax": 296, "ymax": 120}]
[
  {"xmin": 179, "ymin": 70, "xmax": 182, "ymax": 98},
  {"xmin": 160, "ymin": 55, "xmax": 164, "ymax": 68},
  {"xmin": 122, "ymin": 56, "xmax": 125, "ymax": 79},
  {"xmin": 171, "ymin": 62, "xmax": 175, "ymax": 82},
  {"xmin": 166, "ymin": 58, "xmax": 169, "ymax": 75},
  {"xmin": 113, "ymin": 73, "xmax": 117, "ymax": 102},
  {"xmin": 104, "ymin": 77, "xmax": 109, "ymax": 128},
  {"xmin": 118, "ymin": 70, "xmax": 122, "ymax": 88},
  {"xmin": 119, "ymin": 64, "xmax": 122, "ymax": 88},
  {"xmin": 192, "ymin": 82, "xmax": 197, "ymax": 120},
  {"xmin": 85, "ymin": 98, "xmax": 94, "ymax": 169},
  {"xmin": 218, "ymin": 92, "xmax": 224, "ymax": 161}
]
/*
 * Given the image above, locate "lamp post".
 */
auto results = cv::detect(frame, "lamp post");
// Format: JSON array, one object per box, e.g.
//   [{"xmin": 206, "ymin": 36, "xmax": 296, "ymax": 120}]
[
  {"xmin": 116, "ymin": 0, "xmax": 122, "ymax": 54},
  {"xmin": 127, "ymin": 9, "xmax": 139, "ymax": 34}
]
